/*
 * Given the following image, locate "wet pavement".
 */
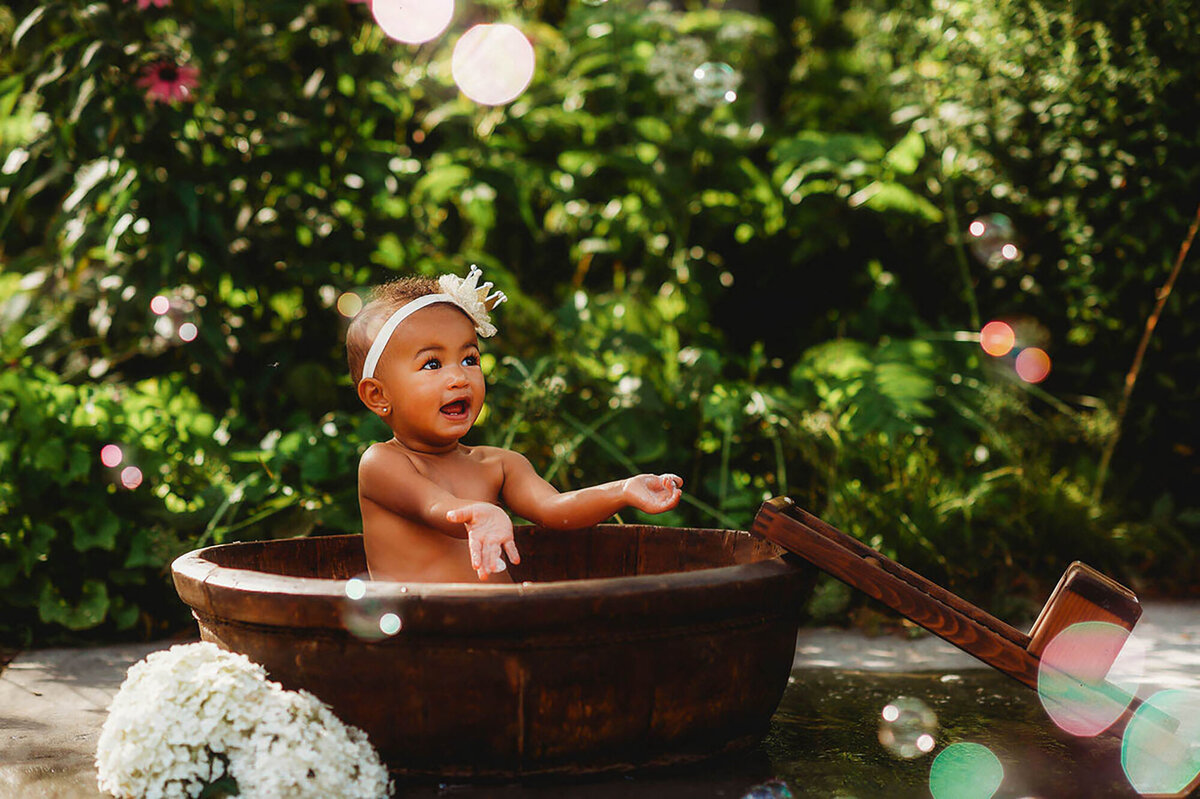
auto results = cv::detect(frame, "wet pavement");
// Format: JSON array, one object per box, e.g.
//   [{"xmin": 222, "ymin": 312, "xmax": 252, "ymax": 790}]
[{"xmin": 2, "ymin": 602, "xmax": 1197, "ymax": 798}]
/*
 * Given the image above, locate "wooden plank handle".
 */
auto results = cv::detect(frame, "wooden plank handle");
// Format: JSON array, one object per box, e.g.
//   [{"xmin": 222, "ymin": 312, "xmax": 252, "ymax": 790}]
[
  {"xmin": 776, "ymin": 498, "xmax": 1031, "ymax": 649},
  {"xmin": 752, "ymin": 497, "xmax": 1040, "ymax": 689}
]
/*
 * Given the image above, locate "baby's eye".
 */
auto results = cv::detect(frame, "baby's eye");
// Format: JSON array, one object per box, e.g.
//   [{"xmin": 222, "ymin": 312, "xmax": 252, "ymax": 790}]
[
  {"xmin": 461, "ymin": 354, "xmax": 480, "ymax": 367},
  {"xmin": 421, "ymin": 358, "xmax": 442, "ymax": 370}
]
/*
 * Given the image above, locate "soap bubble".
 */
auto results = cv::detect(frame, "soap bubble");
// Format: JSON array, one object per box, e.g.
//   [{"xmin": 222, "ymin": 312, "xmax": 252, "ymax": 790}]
[
  {"xmin": 372, "ymin": 0, "xmax": 454, "ymax": 45},
  {"xmin": 337, "ymin": 291, "xmax": 363, "ymax": 318},
  {"xmin": 100, "ymin": 444, "xmax": 124, "ymax": 468},
  {"xmin": 1121, "ymin": 689, "xmax": 1200, "ymax": 797},
  {"xmin": 740, "ymin": 779, "xmax": 794, "ymax": 799},
  {"xmin": 150, "ymin": 295, "xmax": 171, "ymax": 315},
  {"xmin": 341, "ymin": 574, "xmax": 404, "ymax": 641},
  {"xmin": 1038, "ymin": 621, "xmax": 1145, "ymax": 737},
  {"xmin": 1014, "ymin": 347, "xmax": 1051, "ymax": 383},
  {"xmin": 178, "ymin": 322, "xmax": 198, "ymax": 342},
  {"xmin": 693, "ymin": 61, "xmax": 739, "ymax": 105},
  {"xmin": 451, "ymin": 23, "xmax": 535, "ymax": 106},
  {"xmin": 928, "ymin": 743, "xmax": 1004, "ymax": 799},
  {"xmin": 878, "ymin": 696, "xmax": 938, "ymax": 759},
  {"xmin": 979, "ymin": 320, "xmax": 1015, "ymax": 357},
  {"xmin": 120, "ymin": 465, "xmax": 143, "ymax": 490},
  {"xmin": 967, "ymin": 214, "xmax": 1018, "ymax": 269}
]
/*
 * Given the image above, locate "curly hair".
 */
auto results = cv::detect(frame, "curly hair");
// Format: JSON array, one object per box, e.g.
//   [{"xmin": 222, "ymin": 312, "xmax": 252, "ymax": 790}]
[{"xmin": 344, "ymin": 276, "xmax": 440, "ymax": 384}]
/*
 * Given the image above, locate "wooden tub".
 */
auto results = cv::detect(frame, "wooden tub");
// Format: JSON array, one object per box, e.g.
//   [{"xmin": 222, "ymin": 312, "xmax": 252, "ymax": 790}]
[{"xmin": 171, "ymin": 524, "xmax": 814, "ymax": 779}]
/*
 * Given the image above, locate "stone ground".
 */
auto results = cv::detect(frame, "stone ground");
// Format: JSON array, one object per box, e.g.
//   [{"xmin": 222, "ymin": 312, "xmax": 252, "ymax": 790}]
[{"xmin": 1, "ymin": 602, "xmax": 1198, "ymax": 798}]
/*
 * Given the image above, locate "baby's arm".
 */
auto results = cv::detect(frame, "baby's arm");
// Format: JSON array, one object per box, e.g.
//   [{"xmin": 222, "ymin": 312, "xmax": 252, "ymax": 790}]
[
  {"xmin": 498, "ymin": 450, "xmax": 682, "ymax": 530},
  {"xmin": 359, "ymin": 446, "xmax": 519, "ymax": 579}
]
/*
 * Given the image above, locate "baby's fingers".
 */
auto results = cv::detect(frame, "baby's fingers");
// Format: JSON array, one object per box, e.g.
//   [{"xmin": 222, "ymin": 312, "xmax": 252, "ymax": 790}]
[
  {"xmin": 468, "ymin": 534, "xmax": 483, "ymax": 571},
  {"xmin": 661, "ymin": 473, "xmax": 683, "ymax": 489},
  {"xmin": 503, "ymin": 539, "xmax": 521, "ymax": 565}
]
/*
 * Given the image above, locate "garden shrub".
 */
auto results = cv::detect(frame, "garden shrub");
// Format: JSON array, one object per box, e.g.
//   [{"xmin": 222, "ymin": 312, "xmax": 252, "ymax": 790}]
[
  {"xmin": 1, "ymin": 0, "xmax": 1196, "ymax": 644},
  {"xmin": 0, "ymin": 363, "xmax": 226, "ymax": 646}
]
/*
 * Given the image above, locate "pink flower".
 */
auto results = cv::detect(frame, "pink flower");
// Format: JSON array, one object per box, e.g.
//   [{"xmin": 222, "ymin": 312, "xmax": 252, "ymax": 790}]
[
  {"xmin": 137, "ymin": 61, "xmax": 199, "ymax": 103},
  {"xmin": 125, "ymin": 0, "xmax": 171, "ymax": 8}
]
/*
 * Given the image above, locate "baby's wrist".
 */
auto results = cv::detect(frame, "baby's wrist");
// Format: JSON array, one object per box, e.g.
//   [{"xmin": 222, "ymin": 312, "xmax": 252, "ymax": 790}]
[{"xmin": 617, "ymin": 477, "xmax": 633, "ymax": 505}]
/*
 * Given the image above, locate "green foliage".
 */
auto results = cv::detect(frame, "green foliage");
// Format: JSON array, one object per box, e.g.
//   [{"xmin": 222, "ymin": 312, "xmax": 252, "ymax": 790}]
[
  {"xmin": 1, "ymin": 0, "xmax": 1196, "ymax": 644},
  {"xmin": 849, "ymin": 0, "xmax": 1200, "ymax": 504},
  {"xmin": 0, "ymin": 363, "xmax": 225, "ymax": 645}
]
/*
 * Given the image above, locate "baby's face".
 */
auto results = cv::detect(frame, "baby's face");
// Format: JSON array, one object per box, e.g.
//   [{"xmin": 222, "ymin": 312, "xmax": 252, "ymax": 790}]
[{"xmin": 372, "ymin": 303, "xmax": 485, "ymax": 451}]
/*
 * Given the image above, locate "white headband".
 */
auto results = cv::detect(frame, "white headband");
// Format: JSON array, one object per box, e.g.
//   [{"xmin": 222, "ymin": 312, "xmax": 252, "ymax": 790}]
[{"xmin": 360, "ymin": 266, "xmax": 506, "ymax": 382}]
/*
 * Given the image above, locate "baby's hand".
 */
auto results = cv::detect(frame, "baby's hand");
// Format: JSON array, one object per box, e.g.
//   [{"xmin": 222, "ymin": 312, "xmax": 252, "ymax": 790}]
[
  {"xmin": 622, "ymin": 474, "xmax": 683, "ymax": 515},
  {"xmin": 446, "ymin": 502, "xmax": 520, "ymax": 581}
]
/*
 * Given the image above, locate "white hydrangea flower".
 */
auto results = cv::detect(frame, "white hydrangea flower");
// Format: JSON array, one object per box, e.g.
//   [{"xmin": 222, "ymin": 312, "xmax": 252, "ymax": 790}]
[{"xmin": 96, "ymin": 642, "xmax": 392, "ymax": 799}]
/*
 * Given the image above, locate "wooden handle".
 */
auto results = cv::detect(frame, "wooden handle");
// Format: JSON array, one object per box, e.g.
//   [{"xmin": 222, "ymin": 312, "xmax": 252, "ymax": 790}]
[{"xmin": 752, "ymin": 497, "xmax": 1040, "ymax": 688}]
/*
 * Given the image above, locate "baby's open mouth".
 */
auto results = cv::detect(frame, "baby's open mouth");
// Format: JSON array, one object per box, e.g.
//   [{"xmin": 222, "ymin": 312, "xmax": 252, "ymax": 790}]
[{"xmin": 440, "ymin": 400, "xmax": 469, "ymax": 418}]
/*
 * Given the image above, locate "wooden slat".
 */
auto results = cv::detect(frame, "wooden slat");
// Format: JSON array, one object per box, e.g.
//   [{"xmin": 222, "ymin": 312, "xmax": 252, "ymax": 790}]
[
  {"xmin": 752, "ymin": 497, "xmax": 1041, "ymax": 688},
  {"xmin": 771, "ymin": 499, "xmax": 1030, "ymax": 649}
]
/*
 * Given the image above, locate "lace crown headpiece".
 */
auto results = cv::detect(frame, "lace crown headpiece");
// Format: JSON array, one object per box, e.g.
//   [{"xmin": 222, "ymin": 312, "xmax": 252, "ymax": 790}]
[{"xmin": 360, "ymin": 265, "xmax": 506, "ymax": 382}]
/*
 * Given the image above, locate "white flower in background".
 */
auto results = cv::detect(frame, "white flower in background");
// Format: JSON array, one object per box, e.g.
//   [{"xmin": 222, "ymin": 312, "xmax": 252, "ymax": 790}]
[
  {"xmin": 613, "ymin": 375, "xmax": 642, "ymax": 408},
  {"xmin": 646, "ymin": 36, "xmax": 711, "ymax": 114},
  {"xmin": 96, "ymin": 642, "xmax": 391, "ymax": 799}
]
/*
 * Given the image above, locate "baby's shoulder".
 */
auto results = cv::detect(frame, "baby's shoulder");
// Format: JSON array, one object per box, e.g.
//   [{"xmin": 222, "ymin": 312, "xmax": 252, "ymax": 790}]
[
  {"xmin": 465, "ymin": 446, "xmax": 533, "ymax": 475},
  {"xmin": 463, "ymin": 445, "xmax": 519, "ymax": 466},
  {"xmin": 359, "ymin": 440, "xmax": 419, "ymax": 474}
]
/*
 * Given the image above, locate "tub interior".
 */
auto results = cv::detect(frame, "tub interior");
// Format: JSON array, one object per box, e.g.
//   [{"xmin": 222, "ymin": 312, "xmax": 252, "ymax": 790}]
[{"xmin": 200, "ymin": 525, "xmax": 785, "ymax": 583}]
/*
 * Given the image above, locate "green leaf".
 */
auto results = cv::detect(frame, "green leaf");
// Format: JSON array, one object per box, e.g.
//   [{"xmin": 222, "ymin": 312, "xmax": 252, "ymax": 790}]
[
  {"xmin": 38, "ymin": 579, "xmax": 109, "ymax": 630},
  {"xmin": 884, "ymin": 128, "xmax": 925, "ymax": 175},
  {"xmin": 852, "ymin": 182, "xmax": 943, "ymax": 222},
  {"xmin": 33, "ymin": 439, "xmax": 66, "ymax": 473},
  {"xmin": 413, "ymin": 163, "xmax": 471, "ymax": 203},
  {"xmin": 633, "ymin": 116, "xmax": 672, "ymax": 144},
  {"xmin": 72, "ymin": 512, "xmax": 119, "ymax": 551}
]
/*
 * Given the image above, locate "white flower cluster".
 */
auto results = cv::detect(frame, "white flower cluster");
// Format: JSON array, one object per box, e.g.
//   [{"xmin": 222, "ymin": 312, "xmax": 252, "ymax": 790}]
[
  {"xmin": 96, "ymin": 642, "xmax": 392, "ymax": 799},
  {"xmin": 645, "ymin": 36, "xmax": 712, "ymax": 114}
]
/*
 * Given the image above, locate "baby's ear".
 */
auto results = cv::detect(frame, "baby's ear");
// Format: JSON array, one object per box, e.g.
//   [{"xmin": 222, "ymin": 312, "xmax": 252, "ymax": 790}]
[{"xmin": 357, "ymin": 378, "xmax": 389, "ymax": 416}]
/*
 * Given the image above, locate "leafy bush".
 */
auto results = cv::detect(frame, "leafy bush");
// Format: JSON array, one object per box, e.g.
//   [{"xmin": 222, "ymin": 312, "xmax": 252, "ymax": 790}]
[
  {"xmin": 0, "ymin": 363, "xmax": 225, "ymax": 646},
  {"xmin": 2, "ymin": 0, "xmax": 1196, "ymax": 645}
]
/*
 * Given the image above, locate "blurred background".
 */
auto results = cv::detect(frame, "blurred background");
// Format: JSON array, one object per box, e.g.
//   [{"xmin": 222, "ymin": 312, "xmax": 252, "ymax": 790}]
[{"xmin": 1, "ymin": 0, "xmax": 1197, "ymax": 647}]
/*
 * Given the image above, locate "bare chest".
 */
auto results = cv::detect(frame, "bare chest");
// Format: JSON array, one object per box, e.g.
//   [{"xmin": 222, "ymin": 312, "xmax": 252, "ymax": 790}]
[{"xmin": 406, "ymin": 449, "xmax": 504, "ymax": 503}]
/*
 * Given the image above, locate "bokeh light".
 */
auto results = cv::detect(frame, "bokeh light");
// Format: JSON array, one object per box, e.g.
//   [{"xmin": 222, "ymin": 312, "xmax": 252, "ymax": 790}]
[
  {"xmin": 119, "ymin": 466, "xmax": 143, "ymax": 490},
  {"xmin": 178, "ymin": 322, "xmax": 199, "ymax": 342},
  {"xmin": 878, "ymin": 696, "xmax": 938, "ymax": 759},
  {"xmin": 150, "ymin": 295, "xmax": 171, "ymax": 315},
  {"xmin": 371, "ymin": 0, "xmax": 454, "ymax": 44},
  {"xmin": 341, "ymin": 574, "xmax": 404, "ymax": 641},
  {"xmin": 451, "ymin": 23, "xmax": 536, "ymax": 106},
  {"xmin": 1038, "ymin": 621, "xmax": 1145, "ymax": 737},
  {"xmin": 928, "ymin": 743, "xmax": 1004, "ymax": 799},
  {"xmin": 739, "ymin": 778, "xmax": 794, "ymax": 799},
  {"xmin": 378, "ymin": 612, "xmax": 403, "ymax": 636},
  {"xmin": 979, "ymin": 321, "xmax": 1016, "ymax": 357},
  {"xmin": 693, "ymin": 61, "xmax": 739, "ymax": 105},
  {"xmin": 337, "ymin": 291, "xmax": 364, "ymax": 318},
  {"xmin": 1121, "ymin": 689, "xmax": 1200, "ymax": 797},
  {"xmin": 967, "ymin": 213, "xmax": 1018, "ymax": 269},
  {"xmin": 100, "ymin": 444, "xmax": 124, "ymax": 468},
  {"xmin": 1015, "ymin": 347, "xmax": 1051, "ymax": 383}
]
